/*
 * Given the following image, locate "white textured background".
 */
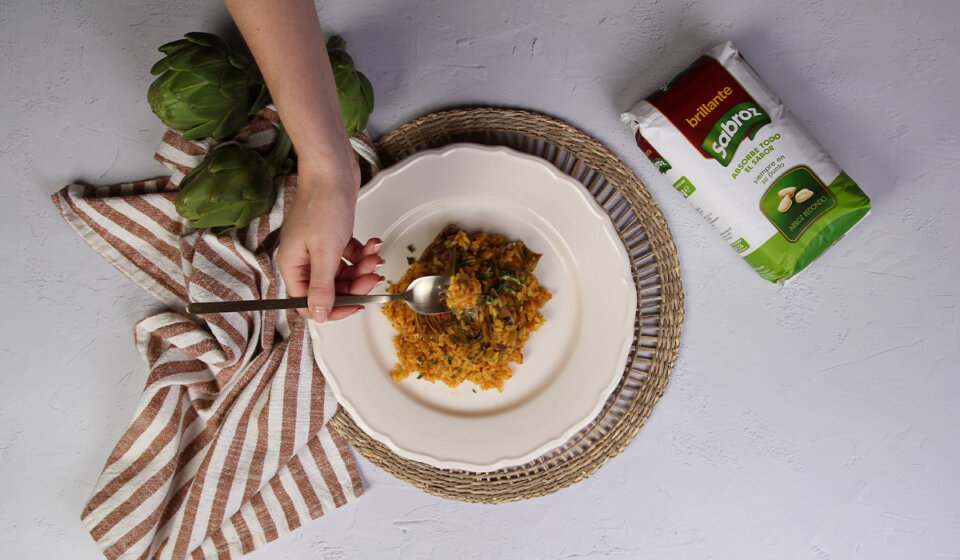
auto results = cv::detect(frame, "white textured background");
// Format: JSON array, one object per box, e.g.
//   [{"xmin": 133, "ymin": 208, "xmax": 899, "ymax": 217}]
[{"xmin": 2, "ymin": 0, "xmax": 959, "ymax": 558}]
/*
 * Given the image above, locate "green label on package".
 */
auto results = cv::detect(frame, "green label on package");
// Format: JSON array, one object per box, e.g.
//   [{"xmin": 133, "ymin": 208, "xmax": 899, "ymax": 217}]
[
  {"xmin": 761, "ymin": 166, "xmax": 836, "ymax": 242},
  {"xmin": 673, "ymin": 176, "xmax": 696, "ymax": 198},
  {"xmin": 703, "ymin": 102, "xmax": 771, "ymax": 166}
]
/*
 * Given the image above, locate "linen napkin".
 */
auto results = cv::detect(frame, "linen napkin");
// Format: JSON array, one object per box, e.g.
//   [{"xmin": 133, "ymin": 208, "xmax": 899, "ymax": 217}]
[{"xmin": 53, "ymin": 107, "xmax": 376, "ymax": 560}]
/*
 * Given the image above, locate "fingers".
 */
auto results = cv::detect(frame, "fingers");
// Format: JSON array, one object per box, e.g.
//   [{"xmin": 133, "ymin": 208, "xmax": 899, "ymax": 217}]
[
  {"xmin": 340, "ymin": 238, "xmax": 365, "ymax": 265},
  {"xmin": 283, "ymin": 236, "xmax": 383, "ymax": 324},
  {"xmin": 278, "ymin": 260, "xmax": 311, "ymax": 299},
  {"xmin": 328, "ymin": 305, "xmax": 363, "ymax": 321},
  {"xmin": 334, "ymin": 272, "xmax": 383, "ymax": 296},
  {"xmin": 276, "ymin": 238, "xmax": 309, "ymax": 296},
  {"xmin": 329, "ymin": 271, "xmax": 382, "ymax": 321},
  {"xmin": 276, "ymin": 243, "xmax": 313, "ymax": 320},
  {"xmin": 306, "ymin": 247, "xmax": 344, "ymax": 323},
  {"xmin": 337, "ymin": 253, "xmax": 384, "ymax": 282},
  {"xmin": 343, "ymin": 237, "xmax": 382, "ymax": 265},
  {"xmin": 336, "ymin": 237, "xmax": 384, "ymax": 283}
]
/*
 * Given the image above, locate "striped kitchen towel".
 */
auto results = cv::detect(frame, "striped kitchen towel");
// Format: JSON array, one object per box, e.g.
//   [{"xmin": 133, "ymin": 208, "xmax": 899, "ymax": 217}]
[{"xmin": 52, "ymin": 107, "xmax": 375, "ymax": 560}]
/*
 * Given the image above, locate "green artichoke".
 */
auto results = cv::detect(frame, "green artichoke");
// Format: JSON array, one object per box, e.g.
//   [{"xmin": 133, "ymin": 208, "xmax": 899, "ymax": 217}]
[
  {"xmin": 175, "ymin": 128, "xmax": 292, "ymax": 235},
  {"xmin": 148, "ymin": 32, "xmax": 268, "ymax": 140},
  {"xmin": 326, "ymin": 36, "xmax": 374, "ymax": 137}
]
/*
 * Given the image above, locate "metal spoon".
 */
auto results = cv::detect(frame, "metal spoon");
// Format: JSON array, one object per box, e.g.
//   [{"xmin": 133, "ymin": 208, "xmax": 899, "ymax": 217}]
[{"xmin": 185, "ymin": 275, "xmax": 452, "ymax": 315}]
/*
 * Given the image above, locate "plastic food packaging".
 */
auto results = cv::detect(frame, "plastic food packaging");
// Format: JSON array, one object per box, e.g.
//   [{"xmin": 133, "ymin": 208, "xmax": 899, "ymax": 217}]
[{"xmin": 622, "ymin": 42, "xmax": 870, "ymax": 283}]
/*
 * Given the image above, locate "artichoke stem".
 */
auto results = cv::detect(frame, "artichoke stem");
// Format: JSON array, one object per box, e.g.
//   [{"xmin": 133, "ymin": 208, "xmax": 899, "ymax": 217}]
[{"xmin": 266, "ymin": 124, "xmax": 294, "ymax": 172}]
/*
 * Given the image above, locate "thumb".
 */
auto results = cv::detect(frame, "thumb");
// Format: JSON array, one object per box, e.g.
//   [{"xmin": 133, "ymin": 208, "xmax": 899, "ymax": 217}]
[{"xmin": 307, "ymin": 249, "xmax": 340, "ymax": 323}]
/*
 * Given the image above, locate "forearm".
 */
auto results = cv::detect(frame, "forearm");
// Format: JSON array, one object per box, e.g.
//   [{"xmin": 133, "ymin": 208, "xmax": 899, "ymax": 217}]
[{"xmin": 224, "ymin": 0, "xmax": 357, "ymax": 188}]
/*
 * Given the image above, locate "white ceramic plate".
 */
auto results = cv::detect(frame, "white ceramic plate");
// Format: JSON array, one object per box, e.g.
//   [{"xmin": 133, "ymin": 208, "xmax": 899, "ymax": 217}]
[{"xmin": 308, "ymin": 144, "xmax": 636, "ymax": 471}]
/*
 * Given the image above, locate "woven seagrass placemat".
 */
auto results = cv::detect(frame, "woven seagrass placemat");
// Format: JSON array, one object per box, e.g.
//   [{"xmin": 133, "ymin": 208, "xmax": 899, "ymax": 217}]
[{"xmin": 330, "ymin": 107, "xmax": 684, "ymax": 503}]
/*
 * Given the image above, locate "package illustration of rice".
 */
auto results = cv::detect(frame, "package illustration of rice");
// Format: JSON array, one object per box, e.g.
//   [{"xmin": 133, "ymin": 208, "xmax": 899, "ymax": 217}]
[{"xmin": 622, "ymin": 42, "xmax": 870, "ymax": 283}]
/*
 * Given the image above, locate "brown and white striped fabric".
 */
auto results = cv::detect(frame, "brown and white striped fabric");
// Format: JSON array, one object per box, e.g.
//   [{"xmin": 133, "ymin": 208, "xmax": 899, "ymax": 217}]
[{"xmin": 52, "ymin": 107, "xmax": 366, "ymax": 560}]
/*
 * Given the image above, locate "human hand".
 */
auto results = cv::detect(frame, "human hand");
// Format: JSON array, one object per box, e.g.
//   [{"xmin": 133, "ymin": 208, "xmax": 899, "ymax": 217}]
[
  {"xmin": 225, "ymin": 0, "xmax": 383, "ymax": 322},
  {"xmin": 277, "ymin": 165, "xmax": 383, "ymax": 323}
]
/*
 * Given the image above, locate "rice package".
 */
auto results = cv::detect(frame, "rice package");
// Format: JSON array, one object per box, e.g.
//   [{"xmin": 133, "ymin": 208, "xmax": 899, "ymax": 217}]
[{"xmin": 622, "ymin": 42, "xmax": 870, "ymax": 283}]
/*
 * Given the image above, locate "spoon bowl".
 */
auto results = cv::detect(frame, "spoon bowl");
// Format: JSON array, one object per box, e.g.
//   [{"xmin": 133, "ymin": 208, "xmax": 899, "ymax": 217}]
[{"xmin": 335, "ymin": 274, "xmax": 452, "ymax": 315}]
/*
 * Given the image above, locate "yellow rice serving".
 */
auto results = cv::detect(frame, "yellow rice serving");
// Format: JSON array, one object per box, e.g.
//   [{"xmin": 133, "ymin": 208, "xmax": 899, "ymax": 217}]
[{"xmin": 383, "ymin": 225, "xmax": 552, "ymax": 391}]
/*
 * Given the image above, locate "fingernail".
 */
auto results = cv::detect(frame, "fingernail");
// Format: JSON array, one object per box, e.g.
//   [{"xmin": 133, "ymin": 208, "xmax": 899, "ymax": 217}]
[
  {"xmin": 313, "ymin": 306, "xmax": 328, "ymax": 323},
  {"xmin": 372, "ymin": 240, "xmax": 383, "ymax": 251},
  {"xmin": 375, "ymin": 258, "xmax": 385, "ymax": 270}
]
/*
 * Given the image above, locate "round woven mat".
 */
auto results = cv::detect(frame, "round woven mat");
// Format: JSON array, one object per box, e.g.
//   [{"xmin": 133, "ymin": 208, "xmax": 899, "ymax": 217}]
[{"xmin": 330, "ymin": 107, "xmax": 684, "ymax": 503}]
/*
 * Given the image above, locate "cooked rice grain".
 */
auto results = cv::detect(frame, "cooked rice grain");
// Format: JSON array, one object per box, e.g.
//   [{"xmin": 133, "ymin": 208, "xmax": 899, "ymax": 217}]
[{"xmin": 383, "ymin": 225, "xmax": 551, "ymax": 391}]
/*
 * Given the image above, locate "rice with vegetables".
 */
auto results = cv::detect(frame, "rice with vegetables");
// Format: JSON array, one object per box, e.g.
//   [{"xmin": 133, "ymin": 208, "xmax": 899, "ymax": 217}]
[{"xmin": 383, "ymin": 225, "xmax": 552, "ymax": 391}]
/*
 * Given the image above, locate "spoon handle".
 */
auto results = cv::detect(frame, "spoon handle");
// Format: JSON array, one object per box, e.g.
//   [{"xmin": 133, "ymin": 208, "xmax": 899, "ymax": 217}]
[
  {"xmin": 186, "ymin": 298, "xmax": 308, "ymax": 314},
  {"xmin": 186, "ymin": 293, "xmax": 401, "ymax": 314},
  {"xmin": 333, "ymin": 294, "xmax": 399, "ymax": 306}
]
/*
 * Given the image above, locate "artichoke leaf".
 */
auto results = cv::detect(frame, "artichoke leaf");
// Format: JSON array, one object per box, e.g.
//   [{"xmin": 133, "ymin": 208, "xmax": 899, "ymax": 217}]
[
  {"xmin": 174, "ymin": 130, "xmax": 289, "ymax": 234},
  {"xmin": 148, "ymin": 31, "xmax": 266, "ymax": 140},
  {"xmin": 182, "ymin": 122, "xmax": 219, "ymax": 142},
  {"xmin": 325, "ymin": 35, "xmax": 374, "ymax": 137},
  {"xmin": 183, "ymin": 31, "xmax": 221, "ymax": 48}
]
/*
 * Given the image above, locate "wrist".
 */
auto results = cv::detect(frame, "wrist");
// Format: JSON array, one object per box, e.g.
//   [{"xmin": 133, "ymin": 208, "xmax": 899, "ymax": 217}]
[
  {"xmin": 296, "ymin": 148, "xmax": 361, "ymax": 194},
  {"xmin": 296, "ymin": 162, "xmax": 360, "ymax": 200}
]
